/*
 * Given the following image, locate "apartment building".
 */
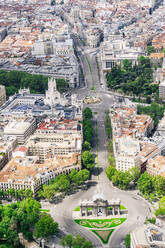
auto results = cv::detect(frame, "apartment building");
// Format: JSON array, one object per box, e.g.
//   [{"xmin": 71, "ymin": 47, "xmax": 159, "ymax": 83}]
[
  {"xmin": 0, "ymin": 136, "xmax": 17, "ymax": 170},
  {"xmin": 159, "ymin": 79, "xmax": 165, "ymax": 100},
  {"xmin": 36, "ymin": 118, "xmax": 82, "ymax": 135},
  {"xmin": 110, "ymin": 105, "xmax": 155, "ymax": 171},
  {"xmin": 138, "ymin": 141, "xmax": 160, "ymax": 172},
  {"xmin": 53, "ymin": 39, "xmax": 74, "ymax": 56},
  {"xmin": 110, "ymin": 106, "xmax": 154, "ymax": 139},
  {"xmin": 0, "ymin": 153, "xmax": 81, "ymax": 194},
  {"xmin": 147, "ymin": 156, "xmax": 165, "ymax": 178},
  {"xmin": 114, "ymin": 137, "xmax": 140, "ymax": 171},
  {"xmin": 4, "ymin": 118, "xmax": 36, "ymax": 144},
  {"xmin": 85, "ymin": 27, "xmax": 103, "ymax": 48},
  {"xmin": 27, "ymin": 133, "xmax": 81, "ymax": 162},
  {"xmin": 155, "ymin": 113, "xmax": 165, "ymax": 136},
  {"xmin": 0, "ymin": 85, "xmax": 6, "ymax": 107}
]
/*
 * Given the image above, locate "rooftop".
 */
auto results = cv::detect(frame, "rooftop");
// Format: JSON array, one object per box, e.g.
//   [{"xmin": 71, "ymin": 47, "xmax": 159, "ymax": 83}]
[{"xmin": 0, "ymin": 153, "xmax": 80, "ymax": 185}]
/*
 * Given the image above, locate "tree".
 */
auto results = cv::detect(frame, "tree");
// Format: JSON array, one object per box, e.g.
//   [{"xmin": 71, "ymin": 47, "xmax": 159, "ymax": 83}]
[
  {"xmin": 137, "ymin": 172, "xmax": 154, "ymax": 196},
  {"xmin": 147, "ymin": 45, "xmax": 155, "ymax": 55},
  {"xmin": 34, "ymin": 213, "xmax": 58, "ymax": 238},
  {"xmin": 60, "ymin": 234, "xmax": 73, "ymax": 248},
  {"xmin": 82, "ymin": 141, "xmax": 91, "ymax": 151},
  {"xmin": 84, "ymin": 129, "xmax": 93, "ymax": 144},
  {"xmin": 123, "ymin": 59, "xmax": 132, "ymax": 71},
  {"xmin": 38, "ymin": 184, "xmax": 56, "ymax": 200},
  {"xmin": 69, "ymin": 169, "xmax": 90, "ymax": 186},
  {"xmin": 106, "ymin": 56, "xmax": 155, "ymax": 98},
  {"xmin": 54, "ymin": 174, "xmax": 70, "ymax": 192},
  {"xmin": 82, "ymin": 151, "xmax": 95, "ymax": 169},
  {"xmin": 60, "ymin": 234, "xmax": 93, "ymax": 248},
  {"xmin": 73, "ymin": 235, "xmax": 93, "ymax": 248},
  {"xmin": 69, "ymin": 169, "xmax": 78, "ymax": 184},
  {"xmin": 24, "ymin": 188, "xmax": 33, "ymax": 198},
  {"xmin": 108, "ymin": 154, "xmax": 115, "ymax": 167},
  {"xmin": 106, "ymin": 166, "xmax": 117, "ymax": 180},
  {"xmin": 56, "ymin": 78, "xmax": 68, "ymax": 93},
  {"xmin": 18, "ymin": 198, "xmax": 41, "ymax": 225},
  {"xmin": 78, "ymin": 169, "xmax": 90, "ymax": 182},
  {"xmin": 155, "ymin": 197, "xmax": 165, "ymax": 216},
  {"xmin": 0, "ymin": 70, "xmax": 49, "ymax": 96},
  {"xmin": 16, "ymin": 198, "xmax": 41, "ymax": 239},
  {"xmin": 153, "ymin": 176, "xmax": 165, "ymax": 198},
  {"xmin": 146, "ymin": 96, "xmax": 151, "ymax": 104},
  {"xmin": 111, "ymin": 171, "xmax": 132, "ymax": 190},
  {"xmin": 125, "ymin": 234, "xmax": 130, "ymax": 248},
  {"xmin": 159, "ymin": 196, "xmax": 165, "ymax": 209},
  {"xmin": 129, "ymin": 167, "xmax": 140, "ymax": 183},
  {"xmin": 83, "ymin": 107, "xmax": 93, "ymax": 119}
]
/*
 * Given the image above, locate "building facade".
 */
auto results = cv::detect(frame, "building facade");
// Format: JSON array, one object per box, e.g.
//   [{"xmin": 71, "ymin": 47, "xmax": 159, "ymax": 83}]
[
  {"xmin": 0, "ymin": 85, "xmax": 6, "ymax": 107},
  {"xmin": 0, "ymin": 153, "xmax": 81, "ymax": 194},
  {"xmin": 27, "ymin": 133, "xmax": 81, "ymax": 162},
  {"xmin": 4, "ymin": 118, "xmax": 36, "ymax": 144},
  {"xmin": 131, "ymin": 224, "xmax": 165, "ymax": 248}
]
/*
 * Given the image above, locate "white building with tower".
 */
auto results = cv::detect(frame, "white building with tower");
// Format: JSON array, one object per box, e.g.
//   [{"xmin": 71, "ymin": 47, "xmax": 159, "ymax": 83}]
[{"xmin": 44, "ymin": 77, "xmax": 67, "ymax": 106}]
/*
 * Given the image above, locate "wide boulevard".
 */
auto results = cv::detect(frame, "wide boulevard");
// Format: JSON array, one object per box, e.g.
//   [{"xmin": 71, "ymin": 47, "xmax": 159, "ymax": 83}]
[{"xmin": 41, "ymin": 35, "xmax": 153, "ymax": 248}]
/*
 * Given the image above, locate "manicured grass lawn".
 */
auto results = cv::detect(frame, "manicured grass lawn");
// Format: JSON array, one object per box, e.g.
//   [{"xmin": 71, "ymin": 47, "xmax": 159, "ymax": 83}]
[
  {"xmin": 74, "ymin": 218, "xmax": 126, "ymax": 229},
  {"xmin": 108, "ymin": 205, "xmax": 127, "ymax": 210},
  {"xmin": 74, "ymin": 206, "xmax": 80, "ymax": 211},
  {"xmin": 40, "ymin": 209, "xmax": 50, "ymax": 212},
  {"xmin": 91, "ymin": 229, "xmax": 114, "ymax": 244},
  {"xmin": 88, "ymin": 207, "xmax": 92, "ymax": 211},
  {"xmin": 120, "ymin": 205, "xmax": 127, "ymax": 210}
]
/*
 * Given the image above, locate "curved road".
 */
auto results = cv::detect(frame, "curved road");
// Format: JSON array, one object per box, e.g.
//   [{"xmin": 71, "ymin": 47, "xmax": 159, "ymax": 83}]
[{"xmin": 42, "ymin": 36, "xmax": 153, "ymax": 248}]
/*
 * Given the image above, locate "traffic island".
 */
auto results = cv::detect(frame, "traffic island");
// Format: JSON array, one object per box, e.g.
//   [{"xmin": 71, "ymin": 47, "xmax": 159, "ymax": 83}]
[
  {"xmin": 73, "ymin": 196, "xmax": 127, "ymax": 245},
  {"xmin": 73, "ymin": 218, "xmax": 126, "ymax": 245},
  {"xmin": 91, "ymin": 229, "xmax": 114, "ymax": 244}
]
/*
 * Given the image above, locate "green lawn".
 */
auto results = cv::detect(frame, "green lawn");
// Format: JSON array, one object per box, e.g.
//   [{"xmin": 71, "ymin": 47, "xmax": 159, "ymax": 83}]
[
  {"xmin": 91, "ymin": 229, "xmax": 114, "ymax": 244},
  {"xmin": 88, "ymin": 207, "xmax": 92, "ymax": 211},
  {"xmin": 74, "ymin": 218, "xmax": 126, "ymax": 229},
  {"xmin": 74, "ymin": 206, "xmax": 92, "ymax": 211},
  {"xmin": 120, "ymin": 205, "xmax": 127, "ymax": 210},
  {"xmin": 74, "ymin": 206, "xmax": 80, "ymax": 211}
]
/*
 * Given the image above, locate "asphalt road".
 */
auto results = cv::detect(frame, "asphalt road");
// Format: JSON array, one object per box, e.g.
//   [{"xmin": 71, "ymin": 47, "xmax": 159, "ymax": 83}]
[{"xmin": 41, "ymin": 36, "xmax": 153, "ymax": 248}]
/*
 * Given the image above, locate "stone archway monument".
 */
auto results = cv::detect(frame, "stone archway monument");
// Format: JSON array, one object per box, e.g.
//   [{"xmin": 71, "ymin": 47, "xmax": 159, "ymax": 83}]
[{"xmin": 80, "ymin": 197, "xmax": 121, "ymax": 217}]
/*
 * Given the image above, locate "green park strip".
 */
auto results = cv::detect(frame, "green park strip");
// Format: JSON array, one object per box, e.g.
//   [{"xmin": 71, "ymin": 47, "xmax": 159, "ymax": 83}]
[
  {"xmin": 74, "ymin": 218, "xmax": 126, "ymax": 229},
  {"xmin": 91, "ymin": 229, "xmax": 114, "ymax": 244},
  {"xmin": 85, "ymin": 56, "xmax": 95, "ymax": 90},
  {"xmin": 96, "ymin": 121, "xmax": 99, "ymax": 180}
]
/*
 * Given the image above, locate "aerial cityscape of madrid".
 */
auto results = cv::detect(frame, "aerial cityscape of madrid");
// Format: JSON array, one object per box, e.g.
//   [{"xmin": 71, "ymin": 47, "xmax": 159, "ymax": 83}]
[{"xmin": 0, "ymin": 0, "xmax": 165, "ymax": 247}]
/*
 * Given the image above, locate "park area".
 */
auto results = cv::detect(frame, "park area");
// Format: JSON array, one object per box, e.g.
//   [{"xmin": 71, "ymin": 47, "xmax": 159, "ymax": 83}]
[{"xmin": 74, "ymin": 218, "xmax": 126, "ymax": 244}]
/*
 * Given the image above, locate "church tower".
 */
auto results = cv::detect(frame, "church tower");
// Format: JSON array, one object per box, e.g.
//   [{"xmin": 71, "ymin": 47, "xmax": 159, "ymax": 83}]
[{"xmin": 44, "ymin": 77, "xmax": 61, "ymax": 106}]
